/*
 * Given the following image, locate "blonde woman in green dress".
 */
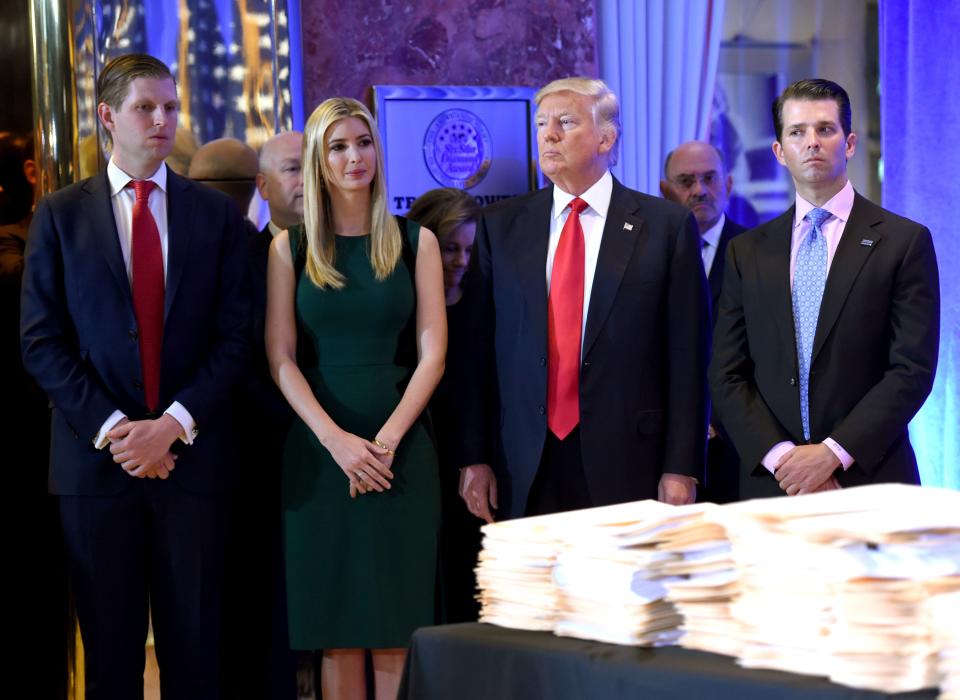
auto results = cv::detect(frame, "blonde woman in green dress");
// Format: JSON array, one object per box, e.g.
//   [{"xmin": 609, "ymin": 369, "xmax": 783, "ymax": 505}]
[{"xmin": 266, "ymin": 97, "xmax": 446, "ymax": 700}]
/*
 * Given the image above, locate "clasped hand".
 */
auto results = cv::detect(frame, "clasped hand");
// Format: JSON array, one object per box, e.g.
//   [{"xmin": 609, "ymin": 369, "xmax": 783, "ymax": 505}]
[
  {"xmin": 325, "ymin": 430, "xmax": 395, "ymax": 499},
  {"xmin": 775, "ymin": 443, "xmax": 842, "ymax": 495},
  {"xmin": 107, "ymin": 415, "xmax": 181, "ymax": 479}
]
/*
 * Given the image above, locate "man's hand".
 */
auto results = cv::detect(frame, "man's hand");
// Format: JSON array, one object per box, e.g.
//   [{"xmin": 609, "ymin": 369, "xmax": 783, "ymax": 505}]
[
  {"xmin": 775, "ymin": 443, "xmax": 841, "ymax": 496},
  {"xmin": 459, "ymin": 464, "xmax": 498, "ymax": 523},
  {"xmin": 107, "ymin": 414, "xmax": 184, "ymax": 474},
  {"xmin": 658, "ymin": 473, "xmax": 696, "ymax": 505}
]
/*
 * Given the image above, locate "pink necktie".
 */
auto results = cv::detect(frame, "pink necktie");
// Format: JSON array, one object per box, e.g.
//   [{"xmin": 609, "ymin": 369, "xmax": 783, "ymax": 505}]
[
  {"xmin": 547, "ymin": 197, "xmax": 587, "ymax": 439},
  {"xmin": 129, "ymin": 180, "xmax": 164, "ymax": 411}
]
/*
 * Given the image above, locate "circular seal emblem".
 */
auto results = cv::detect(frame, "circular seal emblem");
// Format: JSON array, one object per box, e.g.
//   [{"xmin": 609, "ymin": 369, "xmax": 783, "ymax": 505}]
[{"xmin": 423, "ymin": 109, "xmax": 492, "ymax": 188}]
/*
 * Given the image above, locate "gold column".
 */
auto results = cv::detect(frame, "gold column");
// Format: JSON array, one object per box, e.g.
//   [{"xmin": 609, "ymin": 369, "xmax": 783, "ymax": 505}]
[
  {"xmin": 29, "ymin": 9, "xmax": 84, "ymax": 698},
  {"xmin": 29, "ymin": 0, "xmax": 80, "ymax": 195}
]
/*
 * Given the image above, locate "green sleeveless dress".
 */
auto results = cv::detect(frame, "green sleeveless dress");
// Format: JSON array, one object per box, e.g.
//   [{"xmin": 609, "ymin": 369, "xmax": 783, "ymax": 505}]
[{"xmin": 282, "ymin": 220, "xmax": 440, "ymax": 649}]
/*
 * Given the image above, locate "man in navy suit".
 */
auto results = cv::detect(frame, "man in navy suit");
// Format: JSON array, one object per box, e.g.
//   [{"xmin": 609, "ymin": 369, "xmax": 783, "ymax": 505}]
[
  {"xmin": 661, "ymin": 140, "xmax": 746, "ymax": 503},
  {"xmin": 21, "ymin": 54, "xmax": 250, "ymax": 698},
  {"xmin": 456, "ymin": 77, "xmax": 711, "ymax": 521},
  {"xmin": 710, "ymin": 78, "xmax": 939, "ymax": 499}
]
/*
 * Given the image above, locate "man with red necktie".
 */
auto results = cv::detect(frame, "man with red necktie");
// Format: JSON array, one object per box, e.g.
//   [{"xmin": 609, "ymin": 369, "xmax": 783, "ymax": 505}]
[
  {"xmin": 455, "ymin": 77, "xmax": 711, "ymax": 521},
  {"xmin": 21, "ymin": 54, "xmax": 250, "ymax": 698}
]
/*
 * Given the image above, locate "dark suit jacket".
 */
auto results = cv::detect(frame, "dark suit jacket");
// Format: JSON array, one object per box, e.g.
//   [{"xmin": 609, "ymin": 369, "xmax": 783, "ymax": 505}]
[
  {"xmin": 457, "ymin": 177, "xmax": 711, "ymax": 518},
  {"xmin": 709, "ymin": 192, "xmax": 939, "ymax": 499},
  {"xmin": 702, "ymin": 216, "xmax": 745, "ymax": 503},
  {"xmin": 707, "ymin": 217, "xmax": 746, "ymax": 323},
  {"xmin": 20, "ymin": 168, "xmax": 251, "ymax": 496}
]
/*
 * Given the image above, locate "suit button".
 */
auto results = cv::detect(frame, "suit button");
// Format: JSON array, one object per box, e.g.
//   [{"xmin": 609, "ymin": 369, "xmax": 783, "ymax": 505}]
[
  {"xmin": 129, "ymin": 329, "xmax": 138, "ymax": 341},
  {"xmin": 538, "ymin": 405, "xmax": 546, "ymax": 415},
  {"xmin": 789, "ymin": 377, "xmax": 797, "ymax": 386},
  {"xmin": 133, "ymin": 380, "xmax": 143, "ymax": 390},
  {"xmin": 539, "ymin": 357, "xmax": 546, "ymax": 367}
]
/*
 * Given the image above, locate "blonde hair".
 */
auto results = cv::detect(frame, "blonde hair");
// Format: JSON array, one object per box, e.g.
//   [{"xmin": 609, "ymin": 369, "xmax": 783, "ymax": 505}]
[
  {"xmin": 535, "ymin": 77, "xmax": 621, "ymax": 166},
  {"xmin": 301, "ymin": 97, "xmax": 400, "ymax": 288}
]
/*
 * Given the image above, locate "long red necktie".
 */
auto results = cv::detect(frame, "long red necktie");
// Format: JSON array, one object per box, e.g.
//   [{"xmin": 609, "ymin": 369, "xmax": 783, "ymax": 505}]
[
  {"xmin": 547, "ymin": 197, "xmax": 588, "ymax": 439},
  {"xmin": 130, "ymin": 180, "xmax": 164, "ymax": 411}
]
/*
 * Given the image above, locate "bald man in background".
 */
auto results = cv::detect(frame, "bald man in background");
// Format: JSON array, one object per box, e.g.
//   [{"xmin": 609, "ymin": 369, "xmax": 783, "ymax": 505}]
[
  {"xmin": 188, "ymin": 136, "xmax": 259, "ymax": 217},
  {"xmin": 661, "ymin": 141, "xmax": 745, "ymax": 503}
]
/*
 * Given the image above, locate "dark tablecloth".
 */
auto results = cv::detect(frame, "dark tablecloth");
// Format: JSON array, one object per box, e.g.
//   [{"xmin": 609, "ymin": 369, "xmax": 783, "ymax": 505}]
[{"xmin": 399, "ymin": 623, "xmax": 938, "ymax": 700}]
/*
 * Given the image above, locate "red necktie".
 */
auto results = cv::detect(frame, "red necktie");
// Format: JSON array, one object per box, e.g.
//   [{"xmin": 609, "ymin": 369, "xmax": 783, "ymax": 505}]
[
  {"xmin": 547, "ymin": 197, "xmax": 588, "ymax": 439},
  {"xmin": 130, "ymin": 180, "xmax": 164, "ymax": 411}
]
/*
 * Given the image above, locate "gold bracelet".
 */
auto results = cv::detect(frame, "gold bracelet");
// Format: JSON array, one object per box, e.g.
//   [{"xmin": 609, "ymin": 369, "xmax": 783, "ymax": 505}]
[{"xmin": 373, "ymin": 438, "xmax": 396, "ymax": 455}]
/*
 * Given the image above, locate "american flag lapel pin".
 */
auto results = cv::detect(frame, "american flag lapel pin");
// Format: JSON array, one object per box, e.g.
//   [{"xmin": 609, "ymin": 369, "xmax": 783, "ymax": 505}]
[
  {"xmin": 860, "ymin": 239, "xmax": 874, "ymax": 247},
  {"xmin": 623, "ymin": 222, "xmax": 633, "ymax": 231}
]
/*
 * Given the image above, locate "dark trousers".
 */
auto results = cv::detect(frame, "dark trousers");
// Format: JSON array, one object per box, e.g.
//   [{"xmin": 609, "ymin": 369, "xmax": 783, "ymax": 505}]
[
  {"xmin": 60, "ymin": 479, "xmax": 226, "ymax": 700},
  {"xmin": 525, "ymin": 427, "xmax": 593, "ymax": 517}
]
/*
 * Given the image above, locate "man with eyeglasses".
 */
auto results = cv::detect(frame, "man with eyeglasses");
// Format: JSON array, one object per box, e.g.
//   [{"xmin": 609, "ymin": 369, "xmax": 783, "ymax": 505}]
[{"xmin": 661, "ymin": 140, "xmax": 745, "ymax": 503}]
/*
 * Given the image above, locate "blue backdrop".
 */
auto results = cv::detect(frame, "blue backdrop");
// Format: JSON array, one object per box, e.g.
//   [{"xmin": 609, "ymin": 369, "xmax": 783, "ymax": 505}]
[{"xmin": 880, "ymin": 0, "xmax": 960, "ymax": 488}]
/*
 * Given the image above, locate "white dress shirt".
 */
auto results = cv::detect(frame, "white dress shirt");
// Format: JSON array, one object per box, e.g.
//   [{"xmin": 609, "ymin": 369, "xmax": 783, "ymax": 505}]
[
  {"xmin": 94, "ymin": 160, "xmax": 195, "ymax": 448},
  {"xmin": 546, "ymin": 170, "xmax": 613, "ymax": 353},
  {"xmin": 761, "ymin": 180, "xmax": 856, "ymax": 474},
  {"xmin": 700, "ymin": 213, "xmax": 725, "ymax": 276}
]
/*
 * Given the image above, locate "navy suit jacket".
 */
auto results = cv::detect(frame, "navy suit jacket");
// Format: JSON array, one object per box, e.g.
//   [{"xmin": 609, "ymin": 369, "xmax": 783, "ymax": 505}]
[
  {"xmin": 456, "ymin": 177, "xmax": 711, "ymax": 518},
  {"xmin": 710, "ymin": 192, "xmax": 939, "ymax": 498},
  {"xmin": 21, "ymin": 168, "xmax": 251, "ymax": 496}
]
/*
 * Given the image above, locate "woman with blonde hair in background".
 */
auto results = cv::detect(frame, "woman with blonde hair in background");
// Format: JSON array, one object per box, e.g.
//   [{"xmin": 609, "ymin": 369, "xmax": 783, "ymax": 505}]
[{"xmin": 266, "ymin": 97, "xmax": 446, "ymax": 699}]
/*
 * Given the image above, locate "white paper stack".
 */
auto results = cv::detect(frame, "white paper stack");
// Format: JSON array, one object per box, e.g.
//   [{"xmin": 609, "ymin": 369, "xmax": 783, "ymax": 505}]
[
  {"xmin": 706, "ymin": 484, "xmax": 960, "ymax": 693},
  {"xmin": 927, "ymin": 582, "xmax": 960, "ymax": 700},
  {"xmin": 551, "ymin": 500, "xmax": 689, "ymax": 646},
  {"xmin": 659, "ymin": 537, "xmax": 741, "ymax": 657},
  {"xmin": 478, "ymin": 500, "xmax": 722, "ymax": 645},
  {"xmin": 476, "ymin": 513, "xmax": 564, "ymax": 631}
]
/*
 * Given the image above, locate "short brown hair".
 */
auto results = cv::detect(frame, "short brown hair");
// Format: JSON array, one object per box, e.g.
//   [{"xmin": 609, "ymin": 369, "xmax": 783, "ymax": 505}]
[
  {"xmin": 772, "ymin": 78, "xmax": 852, "ymax": 141},
  {"xmin": 406, "ymin": 188, "xmax": 481, "ymax": 246},
  {"xmin": 97, "ymin": 53, "xmax": 174, "ymax": 109}
]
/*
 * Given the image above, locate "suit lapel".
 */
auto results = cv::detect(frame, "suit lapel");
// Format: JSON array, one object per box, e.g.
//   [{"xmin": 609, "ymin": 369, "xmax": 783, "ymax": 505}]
[
  {"xmin": 708, "ymin": 220, "xmax": 736, "ymax": 307},
  {"xmin": 164, "ymin": 171, "xmax": 194, "ymax": 321},
  {"xmin": 583, "ymin": 179, "xmax": 641, "ymax": 358},
  {"xmin": 515, "ymin": 189, "xmax": 552, "ymax": 347},
  {"xmin": 811, "ymin": 193, "xmax": 883, "ymax": 363},
  {"xmin": 756, "ymin": 208, "xmax": 797, "ymax": 367},
  {"xmin": 83, "ymin": 172, "xmax": 133, "ymax": 308}
]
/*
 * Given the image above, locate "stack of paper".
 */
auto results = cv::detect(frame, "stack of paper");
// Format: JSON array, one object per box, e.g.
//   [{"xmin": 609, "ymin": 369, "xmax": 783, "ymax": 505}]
[
  {"xmin": 478, "ymin": 500, "xmax": 723, "ymax": 645},
  {"xmin": 707, "ymin": 484, "xmax": 960, "ymax": 693},
  {"xmin": 659, "ymin": 535, "xmax": 741, "ymax": 657},
  {"xmin": 475, "ymin": 513, "xmax": 564, "ymax": 631},
  {"xmin": 551, "ymin": 500, "xmax": 688, "ymax": 646},
  {"xmin": 929, "ymin": 584, "xmax": 960, "ymax": 700}
]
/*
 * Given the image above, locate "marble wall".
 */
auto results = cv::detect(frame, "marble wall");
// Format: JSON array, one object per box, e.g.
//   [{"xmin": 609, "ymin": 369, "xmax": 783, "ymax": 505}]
[{"xmin": 301, "ymin": 0, "xmax": 599, "ymax": 110}]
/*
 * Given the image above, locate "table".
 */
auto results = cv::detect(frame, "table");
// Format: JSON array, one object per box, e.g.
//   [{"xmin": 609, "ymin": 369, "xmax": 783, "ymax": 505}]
[{"xmin": 399, "ymin": 623, "xmax": 938, "ymax": 700}]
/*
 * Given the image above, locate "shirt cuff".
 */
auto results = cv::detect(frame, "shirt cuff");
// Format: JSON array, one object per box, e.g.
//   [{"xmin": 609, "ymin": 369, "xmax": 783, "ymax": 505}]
[
  {"xmin": 761, "ymin": 441, "xmax": 796, "ymax": 474},
  {"xmin": 823, "ymin": 437, "xmax": 855, "ymax": 470},
  {"xmin": 94, "ymin": 410, "xmax": 127, "ymax": 449},
  {"xmin": 164, "ymin": 401, "xmax": 197, "ymax": 445}
]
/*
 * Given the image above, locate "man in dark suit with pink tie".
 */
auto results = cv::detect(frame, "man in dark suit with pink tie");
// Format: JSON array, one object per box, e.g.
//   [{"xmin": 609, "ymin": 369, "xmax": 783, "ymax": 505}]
[
  {"xmin": 710, "ymin": 79, "xmax": 939, "ymax": 499},
  {"xmin": 21, "ymin": 54, "xmax": 250, "ymax": 698}
]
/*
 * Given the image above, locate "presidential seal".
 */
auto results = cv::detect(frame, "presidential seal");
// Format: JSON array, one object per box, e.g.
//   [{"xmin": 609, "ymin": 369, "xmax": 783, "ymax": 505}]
[{"xmin": 423, "ymin": 109, "xmax": 492, "ymax": 189}]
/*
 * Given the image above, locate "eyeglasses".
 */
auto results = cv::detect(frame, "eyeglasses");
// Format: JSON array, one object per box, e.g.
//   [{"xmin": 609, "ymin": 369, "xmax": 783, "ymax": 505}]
[{"xmin": 668, "ymin": 172, "xmax": 722, "ymax": 190}]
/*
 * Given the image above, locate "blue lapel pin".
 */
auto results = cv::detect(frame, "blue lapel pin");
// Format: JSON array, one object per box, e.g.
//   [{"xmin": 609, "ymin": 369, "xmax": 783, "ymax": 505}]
[{"xmin": 860, "ymin": 239, "xmax": 874, "ymax": 247}]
